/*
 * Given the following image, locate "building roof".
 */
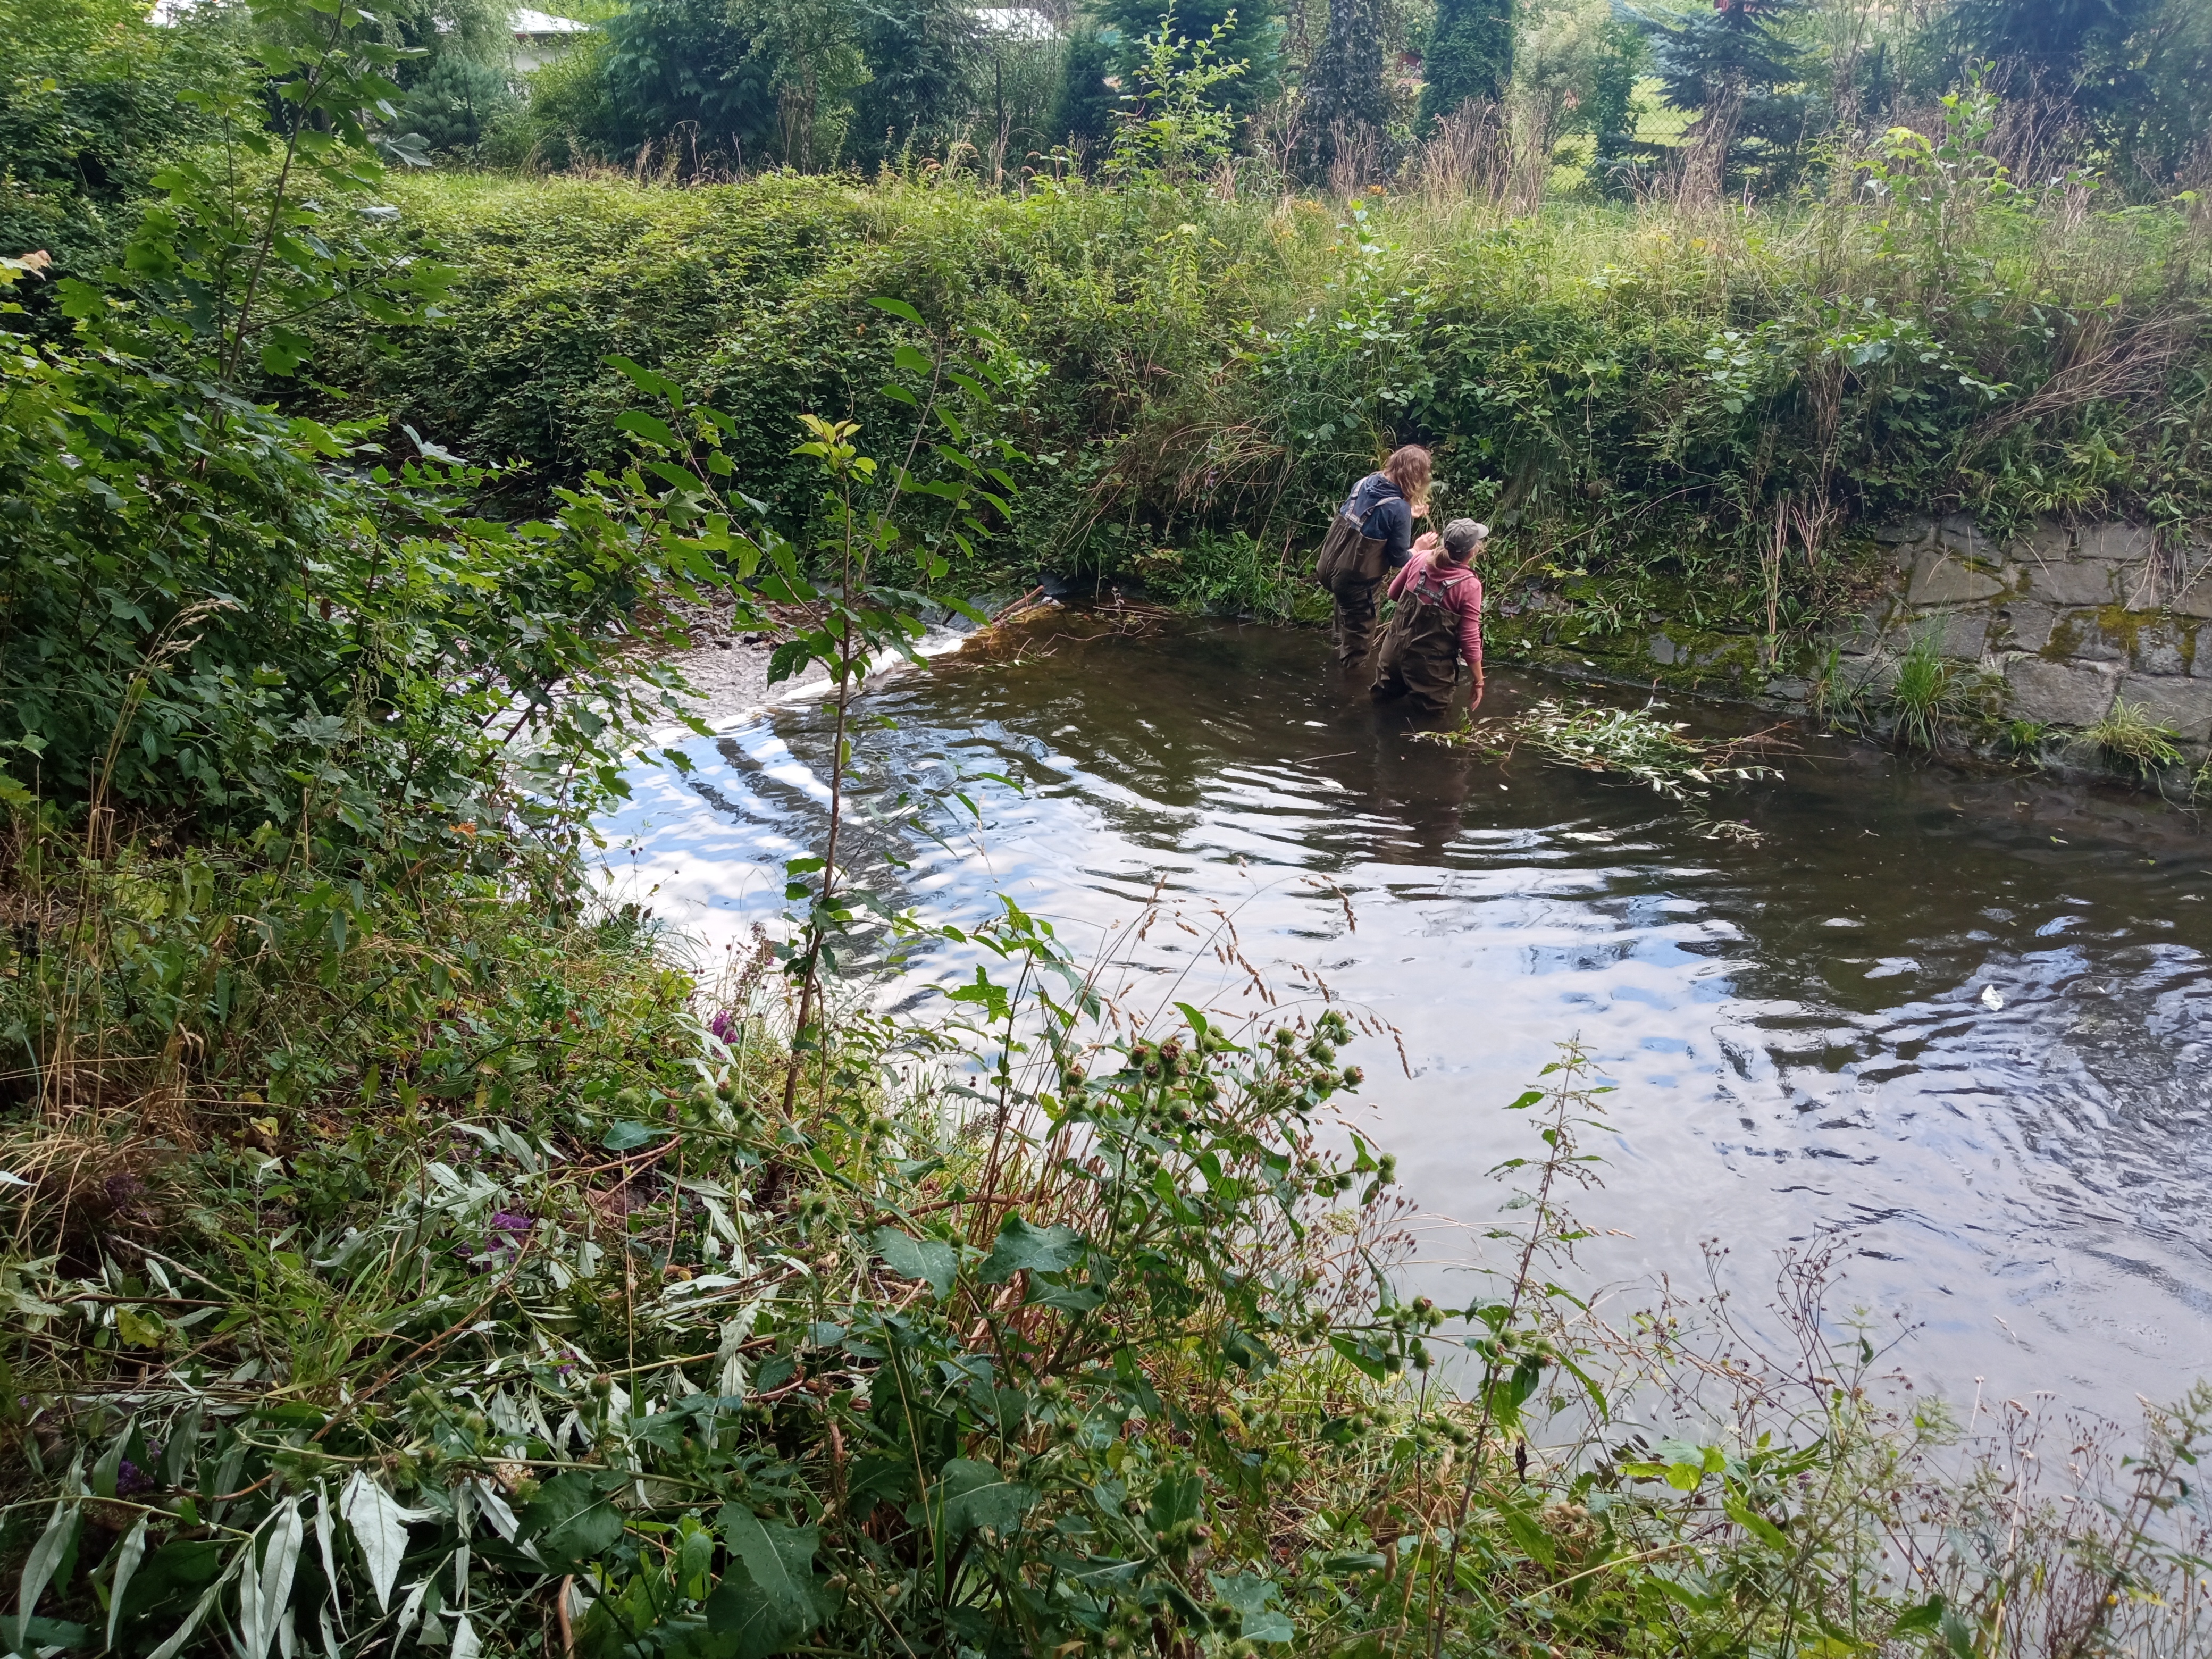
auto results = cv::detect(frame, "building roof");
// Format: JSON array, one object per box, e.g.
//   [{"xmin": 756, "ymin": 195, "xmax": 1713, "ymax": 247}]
[
  {"xmin": 512, "ymin": 7, "xmax": 591, "ymax": 38},
  {"xmin": 973, "ymin": 6, "xmax": 1057, "ymax": 40}
]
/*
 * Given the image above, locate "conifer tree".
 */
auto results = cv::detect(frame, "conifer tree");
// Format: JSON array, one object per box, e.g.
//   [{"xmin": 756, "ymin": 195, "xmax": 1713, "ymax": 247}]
[
  {"xmin": 1049, "ymin": 24, "xmax": 1122, "ymax": 154},
  {"xmin": 1302, "ymin": 0, "xmax": 1388, "ymax": 170},
  {"xmin": 1641, "ymin": 0, "xmax": 1807, "ymax": 193},
  {"xmin": 1417, "ymin": 0, "xmax": 1512, "ymax": 134}
]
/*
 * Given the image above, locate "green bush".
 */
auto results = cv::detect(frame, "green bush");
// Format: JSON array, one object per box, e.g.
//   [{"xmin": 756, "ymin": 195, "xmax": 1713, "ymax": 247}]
[
  {"xmin": 0, "ymin": 0, "xmax": 238, "ymax": 282},
  {"xmin": 0, "ymin": 1, "xmax": 734, "ymax": 834},
  {"xmin": 316, "ymin": 125, "xmax": 2212, "ymax": 647}
]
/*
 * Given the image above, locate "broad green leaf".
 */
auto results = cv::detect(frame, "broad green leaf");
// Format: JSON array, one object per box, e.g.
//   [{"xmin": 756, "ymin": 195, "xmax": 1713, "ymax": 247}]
[
  {"xmin": 520, "ymin": 1472, "xmax": 624, "ymax": 1570},
  {"xmin": 1209, "ymin": 1572, "xmax": 1292, "ymax": 1643},
  {"xmin": 1890, "ymin": 1597, "xmax": 1945, "ymax": 1637},
  {"xmin": 1723, "ymin": 1495, "xmax": 1790, "ymax": 1552},
  {"xmin": 604, "ymin": 354, "xmax": 684, "ymax": 401},
  {"xmin": 873, "ymin": 1227, "xmax": 956, "ymax": 1298},
  {"xmin": 868, "ymin": 296, "xmax": 926, "ymax": 326},
  {"xmin": 938, "ymin": 1457, "xmax": 1038, "ymax": 1535},
  {"xmin": 706, "ymin": 1507, "xmax": 824, "ymax": 1659},
  {"xmin": 979, "ymin": 1215, "xmax": 1084, "ymax": 1284}
]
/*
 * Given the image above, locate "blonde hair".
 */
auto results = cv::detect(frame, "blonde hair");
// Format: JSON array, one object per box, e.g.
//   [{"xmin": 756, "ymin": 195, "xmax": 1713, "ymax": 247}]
[{"xmin": 1382, "ymin": 445, "xmax": 1432, "ymax": 509}]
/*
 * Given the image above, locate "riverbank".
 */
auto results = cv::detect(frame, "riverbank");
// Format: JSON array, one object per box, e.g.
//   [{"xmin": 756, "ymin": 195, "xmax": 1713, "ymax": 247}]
[
  {"xmin": 305, "ymin": 155, "xmax": 2212, "ymax": 659},
  {"xmin": 1479, "ymin": 511, "xmax": 2212, "ymax": 795}
]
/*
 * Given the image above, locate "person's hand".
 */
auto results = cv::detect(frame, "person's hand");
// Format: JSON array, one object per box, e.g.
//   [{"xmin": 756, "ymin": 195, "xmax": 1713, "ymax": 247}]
[
  {"xmin": 1413, "ymin": 530, "xmax": 1440, "ymax": 554},
  {"xmin": 1470, "ymin": 676, "xmax": 1486, "ymax": 710}
]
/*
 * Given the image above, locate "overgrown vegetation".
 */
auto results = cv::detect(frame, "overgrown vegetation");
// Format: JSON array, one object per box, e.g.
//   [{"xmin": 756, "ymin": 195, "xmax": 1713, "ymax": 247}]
[
  {"xmin": 6, "ymin": 1, "xmax": 2212, "ymax": 1654},
  {"xmin": 258, "ymin": 82, "xmax": 2211, "ymax": 661}
]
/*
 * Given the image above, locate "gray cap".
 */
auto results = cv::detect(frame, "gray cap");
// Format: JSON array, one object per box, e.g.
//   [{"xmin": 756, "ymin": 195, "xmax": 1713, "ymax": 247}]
[{"xmin": 1441, "ymin": 518, "xmax": 1489, "ymax": 558}]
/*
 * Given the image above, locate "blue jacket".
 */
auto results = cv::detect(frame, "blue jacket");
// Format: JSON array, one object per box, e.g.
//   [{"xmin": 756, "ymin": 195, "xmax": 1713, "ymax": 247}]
[{"xmin": 1342, "ymin": 472, "xmax": 1415, "ymax": 570}]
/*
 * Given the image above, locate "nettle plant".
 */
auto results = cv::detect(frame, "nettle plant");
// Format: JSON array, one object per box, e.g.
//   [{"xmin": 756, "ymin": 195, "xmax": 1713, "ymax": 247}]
[{"xmin": 0, "ymin": 906, "xmax": 1428, "ymax": 1659}]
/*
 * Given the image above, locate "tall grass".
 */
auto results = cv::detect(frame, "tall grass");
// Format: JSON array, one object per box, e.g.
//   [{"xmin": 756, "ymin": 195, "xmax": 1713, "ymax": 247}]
[{"xmin": 349, "ymin": 105, "xmax": 2212, "ymax": 646}]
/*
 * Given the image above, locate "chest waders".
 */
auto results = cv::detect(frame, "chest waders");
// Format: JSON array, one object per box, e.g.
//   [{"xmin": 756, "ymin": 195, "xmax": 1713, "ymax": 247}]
[
  {"xmin": 1321, "ymin": 503, "xmax": 1393, "ymax": 666},
  {"xmin": 1371, "ymin": 567, "xmax": 1468, "ymax": 715}
]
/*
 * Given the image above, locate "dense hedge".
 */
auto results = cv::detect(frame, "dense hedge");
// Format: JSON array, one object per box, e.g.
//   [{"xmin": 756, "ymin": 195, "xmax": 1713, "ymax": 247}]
[{"xmin": 330, "ymin": 154, "xmax": 2212, "ymax": 632}]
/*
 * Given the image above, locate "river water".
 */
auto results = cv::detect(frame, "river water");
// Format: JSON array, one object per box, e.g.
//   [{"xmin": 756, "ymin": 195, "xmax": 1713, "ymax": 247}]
[{"xmin": 601, "ymin": 619, "xmax": 2212, "ymax": 1416}]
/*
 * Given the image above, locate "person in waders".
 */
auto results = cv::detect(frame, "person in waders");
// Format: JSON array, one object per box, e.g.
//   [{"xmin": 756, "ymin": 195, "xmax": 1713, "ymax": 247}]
[
  {"xmin": 1371, "ymin": 516, "xmax": 1486, "ymax": 717},
  {"xmin": 1320, "ymin": 446, "xmax": 1433, "ymax": 666}
]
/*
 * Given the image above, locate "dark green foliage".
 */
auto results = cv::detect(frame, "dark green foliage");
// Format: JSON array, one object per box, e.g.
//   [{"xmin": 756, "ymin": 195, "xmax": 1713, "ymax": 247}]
[
  {"xmin": 1641, "ymin": 0, "xmax": 1812, "ymax": 189},
  {"xmin": 849, "ymin": 0, "xmax": 983, "ymax": 167},
  {"xmin": 1946, "ymin": 0, "xmax": 2159, "ymax": 89},
  {"xmin": 396, "ymin": 54, "xmax": 521, "ymax": 156},
  {"xmin": 1414, "ymin": 0, "xmax": 1511, "ymax": 133},
  {"xmin": 1647, "ymin": 0, "xmax": 1802, "ymax": 114},
  {"xmin": 0, "ymin": 0, "xmax": 235, "ymax": 281},
  {"xmin": 1090, "ymin": 0, "xmax": 1286, "ymax": 118},
  {"xmin": 1299, "ymin": 0, "xmax": 1388, "ymax": 175},
  {"xmin": 597, "ymin": 0, "xmax": 782, "ymax": 167},
  {"xmin": 1939, "ymin": 0, "xmax": 2212, "ymax": 190},
  {"xmin": 320, "ymin": 140, "xmax": 2212, "ymax": 647},
  {"xmin": 0, "ymin": 0, "xmax": 741, "ymax": 833},
  {"xmin": 1050, "ymin": 25, "xmax": 1123, "ymax": 153}
]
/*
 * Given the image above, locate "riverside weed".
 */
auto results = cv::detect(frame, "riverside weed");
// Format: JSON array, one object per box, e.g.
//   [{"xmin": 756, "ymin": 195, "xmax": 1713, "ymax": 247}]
[
  {"xmin": 1420, "ymin": 697, "xmax": 1787, "ymax": 802},
  {"xmin": 1886, "ymin": 633, "xmax": 1984, "ymax": 751},
  {"xmin": 2081, "ymin": 696, "xmax": 2184, "ymax": 780}
]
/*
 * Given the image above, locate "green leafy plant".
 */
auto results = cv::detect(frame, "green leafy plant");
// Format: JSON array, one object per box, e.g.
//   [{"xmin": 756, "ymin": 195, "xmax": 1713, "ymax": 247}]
[
  {"xmin": 1885, "ymin": 633, "xmax": 1981, "ymax": 752},
  {"xmin": 1420, "ymin": 697, "xmax": 1786, "ymax": 802},
  {"xmin": 0, "ymin": 0, "xmax": 738, "ymax": 841},
  {"xmin": 1105, "ymin": 6, "xmax": 1246, "ymax": 186},
  {"xmin": 2080, "ymin": 697, "xmax": 2184, "ymax": 780}
]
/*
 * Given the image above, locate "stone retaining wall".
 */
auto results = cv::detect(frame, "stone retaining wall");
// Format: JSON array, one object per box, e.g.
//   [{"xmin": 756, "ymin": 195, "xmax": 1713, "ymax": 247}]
[
  {"xmin": 1489, "ymin": 515, "xmax": 2212, "ymax": 780},
  {"xmin": 1855, "ymin": 515, "xmax": 2212, "ymax": 758}
]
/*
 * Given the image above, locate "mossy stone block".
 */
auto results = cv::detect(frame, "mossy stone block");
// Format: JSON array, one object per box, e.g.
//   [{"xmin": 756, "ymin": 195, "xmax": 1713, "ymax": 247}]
[
  {"xmin": 2025, "ymin": 559, "xmax": 2121, "ymax": 607},
  {"xmin": 2004, "ymin": 657, "xmax": 2119, "ymax": 727},
  {"xmin": 1907, "ymin": 549, "xmax": 2005, "ymax": 607},
  {"xmin": 2111, "ymin": 675, "xmax": 2212, "ymax": 749}
]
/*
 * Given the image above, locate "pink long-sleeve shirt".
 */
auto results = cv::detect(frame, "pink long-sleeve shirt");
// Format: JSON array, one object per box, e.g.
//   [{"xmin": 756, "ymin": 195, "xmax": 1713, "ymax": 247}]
[{"xmin": 1386, "ymin": 552, "xmax": 1484, "ymax": 673}]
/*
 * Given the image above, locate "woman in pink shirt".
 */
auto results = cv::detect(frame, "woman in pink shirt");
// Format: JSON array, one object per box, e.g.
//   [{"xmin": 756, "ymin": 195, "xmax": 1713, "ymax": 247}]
[{"xmin": 1371, "ymin": 517, "xmax": 1486, "ymax": 716}]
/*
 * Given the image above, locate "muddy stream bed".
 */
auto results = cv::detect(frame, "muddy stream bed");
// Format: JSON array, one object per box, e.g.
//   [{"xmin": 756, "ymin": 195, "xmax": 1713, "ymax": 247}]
[{"xmin": 601, "ymin": 618, "xmax": 2212, "ymax": 1417}]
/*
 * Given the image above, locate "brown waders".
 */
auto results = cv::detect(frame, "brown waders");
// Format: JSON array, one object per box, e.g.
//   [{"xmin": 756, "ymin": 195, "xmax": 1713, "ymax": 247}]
[
  {"xmin": 1331, "ymin": 576, "xmax": 1382, "ymax": 665},
  {"xmin": 1371, "ymin": 567, "xmax": 1466, "ymax": 716}
]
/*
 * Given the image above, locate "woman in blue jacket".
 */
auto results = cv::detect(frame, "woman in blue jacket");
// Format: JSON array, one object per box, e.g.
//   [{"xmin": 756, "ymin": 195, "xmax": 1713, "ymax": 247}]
[{"xmin": 1326, "ymin": 446, "xmax": 1435, "ymax": 665}]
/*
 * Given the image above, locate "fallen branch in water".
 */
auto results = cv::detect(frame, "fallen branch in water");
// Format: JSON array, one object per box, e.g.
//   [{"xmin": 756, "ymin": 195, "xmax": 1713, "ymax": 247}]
[{"xmin": 1419, "ymin": 697, "xmax": 1791, "ymax": 836}]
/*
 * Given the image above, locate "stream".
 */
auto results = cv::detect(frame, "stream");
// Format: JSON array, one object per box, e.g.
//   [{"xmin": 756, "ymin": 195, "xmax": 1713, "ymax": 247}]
[{"xmin": 600, "ymin": 618, "xmax": 2212, "ymax": 1417}]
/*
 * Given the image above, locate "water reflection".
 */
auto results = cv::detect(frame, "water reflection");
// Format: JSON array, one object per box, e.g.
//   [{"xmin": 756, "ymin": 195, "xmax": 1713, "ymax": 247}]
[{"xmin": 600, "ymin": 621, "xmax": 2212, "ymax": 1412}]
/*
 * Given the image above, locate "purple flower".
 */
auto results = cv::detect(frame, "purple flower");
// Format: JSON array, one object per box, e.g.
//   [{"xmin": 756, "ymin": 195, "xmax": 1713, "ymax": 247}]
[
  {"xmin": 116, "ymin": 1459, "xmax": 151, "ymax": 1495},
  {"xmin": 708, "ymin": 1011, "xmax": 740, "ymax": 1045},
  {"xmin": 458, "ymin": 1211, "xmax": 536, "ymax": 1268}
]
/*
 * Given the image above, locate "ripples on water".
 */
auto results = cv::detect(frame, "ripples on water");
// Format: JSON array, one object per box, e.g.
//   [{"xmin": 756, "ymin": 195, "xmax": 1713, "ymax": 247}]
[{"xmin": 601, "ymin": 622, "xmax": 2212, "ymax": 1412}]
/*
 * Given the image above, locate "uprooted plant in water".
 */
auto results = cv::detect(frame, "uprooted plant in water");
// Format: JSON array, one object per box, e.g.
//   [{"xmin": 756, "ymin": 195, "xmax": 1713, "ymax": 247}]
[{"xmin": 1418, "ymin": 696, "xmax": 1788, "ymax": 832}]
